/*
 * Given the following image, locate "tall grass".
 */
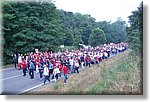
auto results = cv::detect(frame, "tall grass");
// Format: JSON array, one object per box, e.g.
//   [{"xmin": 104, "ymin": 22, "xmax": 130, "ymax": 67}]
[{"xmin": 89, "ymin": 54, "xmax": 142, "ymax": 94}]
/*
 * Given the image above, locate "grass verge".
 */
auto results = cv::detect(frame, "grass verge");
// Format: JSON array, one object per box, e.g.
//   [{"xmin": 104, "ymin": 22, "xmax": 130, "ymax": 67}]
[{"xmin": 89, "ymin": 52, "xmax": 142, "ymax": 95}]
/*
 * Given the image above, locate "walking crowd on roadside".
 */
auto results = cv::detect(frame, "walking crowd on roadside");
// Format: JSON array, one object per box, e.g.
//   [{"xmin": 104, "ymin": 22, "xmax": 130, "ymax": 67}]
[{"xmin": 12, "ymin": 42, "xmax": 128, "ymax": 85}]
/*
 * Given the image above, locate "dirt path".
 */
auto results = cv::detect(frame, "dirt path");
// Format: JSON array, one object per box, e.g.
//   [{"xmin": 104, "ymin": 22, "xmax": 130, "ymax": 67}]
[{"xmin": 24, "ymin": 50, "xmax": 131, "ymax": 95}]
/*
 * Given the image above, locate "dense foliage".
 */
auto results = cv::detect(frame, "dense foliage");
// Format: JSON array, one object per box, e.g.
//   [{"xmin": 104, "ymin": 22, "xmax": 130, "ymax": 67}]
[
  {"xmin": 3, "ymin": 2, "xmax": 64, "ymax": 64},
  {"xmin": 2, "ymin": 1, "xmax": 127, "ymax": 64},
  {"xmin": 88, "ymin": 27, "xmax": 106, "ymax": 47},
  {"xmin": 127, "ymin": 2, "xmax": 143, "ymax": 55}
]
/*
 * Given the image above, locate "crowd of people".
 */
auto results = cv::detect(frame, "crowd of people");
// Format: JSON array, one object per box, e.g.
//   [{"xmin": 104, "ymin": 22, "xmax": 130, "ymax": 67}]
[{"xmin": 12, "ymin": 42, "xmax": 128, "ymax": 85}]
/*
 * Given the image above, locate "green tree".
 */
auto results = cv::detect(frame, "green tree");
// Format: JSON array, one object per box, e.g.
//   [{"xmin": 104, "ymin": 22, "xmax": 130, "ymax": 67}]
[
  {"xmin": 59, "ymin": 11, "xmax": 95, "ymax": 46},
  {"xmin": 127, "ymin": 2, "xmax": 143, "ymax": 55},
  {"xmin": 3, "ymin": 2, "xmax": 64, "ymax": 64},
  {"xmin": 95, "ymin": 19, "xmax": 127, "ymax": 44},
  {"xmin": 63, "ymin": 28, "xmax": 74, "ymax": 46},
  {"xmin": 110, "ymin": 18, "xmax": 127, "ymax": 43},
  {"xmin": 73, "ymin": 28, "xmax": 83, "ymax": 47},
  {"xmin": 88, "ymin": 27, "xmax": 107, "ymax": 47}
]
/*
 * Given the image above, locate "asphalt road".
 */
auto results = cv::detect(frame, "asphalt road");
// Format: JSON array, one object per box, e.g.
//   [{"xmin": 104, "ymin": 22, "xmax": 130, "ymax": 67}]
[
  {"xmin": 0, "ymin": 53, "xmax": 117, "ymax": 95},
  {"xmin": 1, "ymin": 68, "xmax": 44, "ymax": 95}
]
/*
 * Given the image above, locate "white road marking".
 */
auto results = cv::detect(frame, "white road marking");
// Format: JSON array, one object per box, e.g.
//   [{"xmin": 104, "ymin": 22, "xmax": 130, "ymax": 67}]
[{"xmin": 0, "ymin": 74, "xmax": 22, "ymax": 81}]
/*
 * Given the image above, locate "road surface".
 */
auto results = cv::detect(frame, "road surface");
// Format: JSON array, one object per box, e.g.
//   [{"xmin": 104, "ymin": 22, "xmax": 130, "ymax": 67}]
[{"xmin": 0, "ymin": 68, "xmax": 44, "ymax": 95}]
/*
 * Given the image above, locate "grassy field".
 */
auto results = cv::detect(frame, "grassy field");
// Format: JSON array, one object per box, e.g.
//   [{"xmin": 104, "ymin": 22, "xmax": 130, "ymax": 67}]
[{"xmin": 24, "ymin": 50, "xmax": 142, "ymax": 95}]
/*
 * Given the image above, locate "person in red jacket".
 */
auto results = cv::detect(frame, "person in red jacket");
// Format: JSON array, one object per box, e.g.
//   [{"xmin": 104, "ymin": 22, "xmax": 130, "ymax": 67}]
[
  {"xmin": 22, "ymin": 58, "xmax": 27, "ymax": 76},
  {"xmin": 63, "ymin": 64, "xmax": 69, "ymax": 84}
]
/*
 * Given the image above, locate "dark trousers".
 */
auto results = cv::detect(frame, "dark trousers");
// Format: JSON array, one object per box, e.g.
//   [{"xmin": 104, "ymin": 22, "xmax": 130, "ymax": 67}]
[
  {"xmin": 14, "ymin": 62, "xmax": 17, "ymax": 68},
  {"xmin": 55, "ymin": 74, "xmax": 58, "ymax": 80},
  {"xmin": 74, "ymin": 67, "xmax": 79, "ymax": 73},
  {"xmin": 39, "ymin": 69, "xmax": 43, "ymax": 79},
  {"xmin": 49, "ymin": 69, "xmax": 53, "ymax": 79},
  {"xmin": 23, "ymin": 68, "xmax": 26, "ymax": 76},
  {"xmin": 43, "ymin": 75, "xmax": 50, "ymax": 84},
  {"xmin": 29, "ymin": 69, "xmax": 34, "ymax": 79}
]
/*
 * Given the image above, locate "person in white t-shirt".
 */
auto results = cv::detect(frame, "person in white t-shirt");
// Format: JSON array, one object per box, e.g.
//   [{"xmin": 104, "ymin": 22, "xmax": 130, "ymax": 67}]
[
  {"xmin": 53, "ymin": 66, "xmax": 60, "ymax": 81},
  {"xmin": 74, "ymin": 60, "xmax": 79, "ymax": 73},
  {"xmin": 18, "ymin": 53, "xmax": 22, "ymax": 70},
  {"xmin": 43, "ymin": 65, "xmax": 50, "ymax": 85},
  {"xmin": 69, "ymin": 57, "xmax": 75, "ymax": 73}
]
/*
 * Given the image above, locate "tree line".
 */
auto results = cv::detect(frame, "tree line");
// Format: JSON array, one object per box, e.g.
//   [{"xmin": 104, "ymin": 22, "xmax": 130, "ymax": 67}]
[
  {"xmin": 126, "ymin": 2, "xmax": 143, "ymax": 57},
  {"xmin": 2, "ymin": 1, "xmax": 142, "ymax": 65}
]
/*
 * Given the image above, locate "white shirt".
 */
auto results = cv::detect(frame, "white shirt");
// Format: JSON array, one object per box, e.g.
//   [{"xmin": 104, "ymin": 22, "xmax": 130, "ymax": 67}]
[
  {"xmin": 43, "ymin": 67, "xmax": 49, "ymax": 76},
  {"xmin": 104, "ymin": 52, "xmax": 108, "ymax": 57},
  {"xmin": 69, "ymin": 59, "xmax": 74, "ymax": 65},
  {"xmin": 18, "ymin": 56, "xmax": 22, "ymax": 63},
  {"xmin": 25, "ymin": 56, "xmax": 28, "ymax": 64},
  {"xmin": 53, "ymin": 68, "xmax": 60, "ymax": 76},
  {"xmin": 75, "ymin": 62, "xmax": 79, "ymax": 67}
]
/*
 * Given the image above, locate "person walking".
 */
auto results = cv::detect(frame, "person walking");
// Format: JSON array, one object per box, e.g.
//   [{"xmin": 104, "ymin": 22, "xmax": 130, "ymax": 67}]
[
  {"xmin": 38, "ymin": 62, "xmax": 43, "ymax": 81},
  {"xmin": 63, "ymin": 64, "xmax": 69, "ymax": 84},
  {"xmin": 85, "ymin": 55, "xmax": 91, "ymax": 67},
  {"xmin": 48, "ymin": 61, "xmax": 54, "ymax": 80},
  {"xmin": 22, "ymin": 58, "xmax": 27, "ymax": 76},
  {"xmin": 18, "ymin": 53, "xmax": 22, "ymax": 70},
  {"xmin": 58, "ymin": 62, "xmax": 63, "ymax": 77},
  {"xmin": 29, "ymin": 61, "xmax": 35, "ymax": 79},
  {"xmin": 13, "ymin": 54, "xmax": 18, "ymax": 69},
  {"xmin": 80, "ymin": 55, "xmax": 85, "ymax": 68},
  {"xmin": 74, "ymin": 60, "xmax": 79, "ymax": 73},
  {"xmin": 53, "ymin": 65, "xmax": 60, "ymax": 81},
  {"xmin": 103, "ymin": 52, "xmax": 108, "ymax": 60},
  {"xmin": 35, "ymin": 57, "xmax": 40, "ymax": 74},
  {"xmin": 43, "ymin": 64, "xmax": 50, "ymax": 85},
  {"xmin": 69, "ymin": 57, "xmax": 75, "ymax": 73}
]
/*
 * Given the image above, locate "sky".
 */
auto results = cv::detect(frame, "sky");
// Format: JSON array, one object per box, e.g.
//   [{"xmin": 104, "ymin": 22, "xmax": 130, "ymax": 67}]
[{"xmin": 52, "ymin": 0, "xmax": 142, "ymax": 24}]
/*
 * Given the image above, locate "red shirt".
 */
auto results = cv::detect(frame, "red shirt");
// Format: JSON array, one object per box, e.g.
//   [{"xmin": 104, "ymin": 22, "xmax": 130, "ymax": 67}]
[
  {"xmin": 75, "ymin": 57, "xmax": 78, "ymax": 62},
  {"xmin": 63, "ymin": 66, "xmax": 68, "ymax": 74},
  {"xmin": 22, "ymin": 60, "xmax": 27, "ymax": 69},
  {"xmin": 96, "ymin": 57, "xmax": 99, "ymax": 61},
  {"xmin": 58, "ymin": 64, "xmax": 63, "ymax": 72},
  {"xmin": 35, "ymin": 58, "xmax": 40, "ymax": 65},
  {"xmin": 86, "ymin": 56, "xmax": 90, "ymax": 62}
]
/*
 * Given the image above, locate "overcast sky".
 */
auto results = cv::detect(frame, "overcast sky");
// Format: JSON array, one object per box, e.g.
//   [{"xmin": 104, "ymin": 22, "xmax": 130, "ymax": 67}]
[{"xmin": 53, "ymin": 0, "xmax": 142, "ymax": 24}]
